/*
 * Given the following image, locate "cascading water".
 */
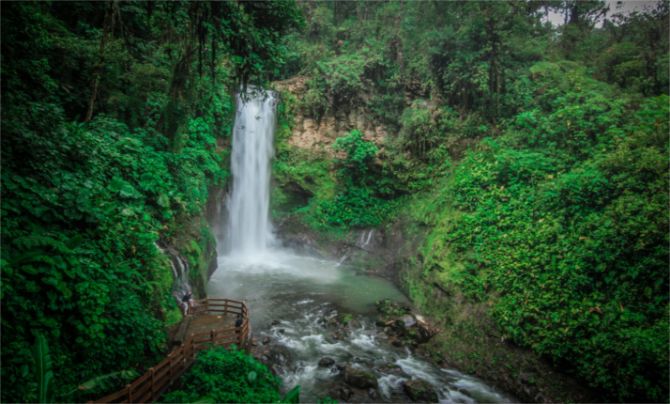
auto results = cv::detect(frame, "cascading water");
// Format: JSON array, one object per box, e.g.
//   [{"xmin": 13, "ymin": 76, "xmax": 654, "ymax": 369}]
[
  {"xmin": 212, "ymin": 89, "xmax": 513, "ymax": 402},
  {"xmin": 156, "ymin": 242, "xmax": 193, "ymax": 314},
  {"xmin": 225, "ymin": 89, "xmax": 277, "ymax": 257}
]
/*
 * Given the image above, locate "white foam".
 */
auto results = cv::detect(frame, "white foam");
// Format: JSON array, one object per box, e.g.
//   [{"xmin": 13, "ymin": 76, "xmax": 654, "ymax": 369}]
[
  {"xmin": 351, "ymin": 333, "xmax": 378, "ymax": 351},
  {"xmin": 378, "ymin": 374, "xmax": 407, "ymax": 398},
  {"xmin": 396, "ymin": 356, "xmax": 440, "ymax": 385}
]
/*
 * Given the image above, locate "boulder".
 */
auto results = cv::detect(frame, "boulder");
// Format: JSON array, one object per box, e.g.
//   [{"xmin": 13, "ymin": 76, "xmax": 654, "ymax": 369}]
[
  {"xmin": 387, "ymin": 313, "xmax": 438, "ymax": 344},
  {"xmin": 414, "ymin": 315, "xmax": 439, "ymax": 343},
  {"xmin": 318, "ymin": 357, "xmax": 336, "ymax": 368},
  {"xmin": 333, "ymin": 386, "xmax": 353, "ymax": 401},
  {"xmin": 368, "ymin": 388, "xmax": 379, "ymax": 400},
  {"xmin": 403, "ymin": 379, "xmax": 438, "ymax": 402},
  {"xmin": 397, "ymin": 314, "xmax": 417, "ymax": 329},
  {"xmin": 344, "ymin": 366, "xmax": 378, "ymax": 389}
]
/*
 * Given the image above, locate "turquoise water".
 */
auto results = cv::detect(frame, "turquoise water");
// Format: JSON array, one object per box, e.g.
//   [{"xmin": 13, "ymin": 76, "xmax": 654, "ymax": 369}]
[{"xmin": 207, "ymin": 249, "xmax": 513, "ymax": 403}]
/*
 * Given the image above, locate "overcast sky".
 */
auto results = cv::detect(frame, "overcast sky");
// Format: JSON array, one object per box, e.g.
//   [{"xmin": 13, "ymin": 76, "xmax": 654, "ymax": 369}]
[{"xmin": 544, "ymin": 0, "xmax": 663, "ymax": 27}]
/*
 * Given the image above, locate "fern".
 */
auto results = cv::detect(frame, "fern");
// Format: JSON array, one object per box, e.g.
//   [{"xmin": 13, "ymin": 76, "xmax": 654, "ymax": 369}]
[{"xmin": 76, "ymin": 370, "xmax": 138, "ymax": 395}]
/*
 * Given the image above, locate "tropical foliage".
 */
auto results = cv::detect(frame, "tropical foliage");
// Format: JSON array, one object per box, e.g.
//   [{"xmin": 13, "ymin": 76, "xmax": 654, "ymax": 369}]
[
  {"xmin": 2, "ymin": 0, "xmax": 668, "ymax": 402},
  {"xmin": 273, "ymin": 1, "xmax": 669, "ymax": 401},
  {"xmin": 162, "ymin": 346, "xmax": 282, "ymax": 403},
  {"xmin": 1, "ymin": 1, "xmax": 300, "ymax": 402}
]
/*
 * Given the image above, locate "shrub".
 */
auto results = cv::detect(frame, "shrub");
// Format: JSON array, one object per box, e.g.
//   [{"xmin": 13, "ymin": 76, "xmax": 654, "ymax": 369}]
[{"xmin": 162, "ymin": 346, "xmax": 282, "ymax": 403}]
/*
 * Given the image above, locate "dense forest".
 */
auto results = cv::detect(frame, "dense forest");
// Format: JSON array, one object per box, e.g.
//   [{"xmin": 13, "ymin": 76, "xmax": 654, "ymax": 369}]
[{"xmin": 1, "ymin": 1, "xmax": 668, "ymax": 403}]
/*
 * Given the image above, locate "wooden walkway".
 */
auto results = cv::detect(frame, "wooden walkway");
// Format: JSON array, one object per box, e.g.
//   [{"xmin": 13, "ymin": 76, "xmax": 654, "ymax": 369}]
[{"xmin": 93, "ymin": 298, "xmax": 250, "ymax": 403}]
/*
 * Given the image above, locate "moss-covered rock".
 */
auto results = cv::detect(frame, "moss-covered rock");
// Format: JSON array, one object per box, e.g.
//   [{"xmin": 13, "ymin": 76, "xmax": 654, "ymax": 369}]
[
  {"xmin": 403, "ymin": 379, "xmax": 438, "ymax": 403},
  {"xmin": 343, "ymin": 366, "xmax": 378, "ymax": 389}
]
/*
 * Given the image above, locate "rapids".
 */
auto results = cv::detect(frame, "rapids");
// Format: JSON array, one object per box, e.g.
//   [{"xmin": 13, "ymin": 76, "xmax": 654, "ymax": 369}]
[{"xmin": 212, "ymin": 89, "xmax": 513, "ymax": 402}]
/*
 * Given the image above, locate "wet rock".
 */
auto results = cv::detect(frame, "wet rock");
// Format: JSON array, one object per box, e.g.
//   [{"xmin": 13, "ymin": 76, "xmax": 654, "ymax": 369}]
[
  {"xmin": 396, "ymin": 314, "xmax": 417, "ymax": 329},
  {"xmin": 344, "ymin": 366, "xmax": 378, "ymax": 389},
  {"xmin": 414, "ymin": 315, "xmax": 439, "ymax": 343},
  {"xmin": 334, "ymin": 386, "xmax": 353, "ymax": 401},
  {"xmin": 278, "ymin": 328, "xmax": 286, "ymax": 334},
  {"xmin": 262, "ymin": 336, "xmax": 271, "ymax": 345},
  {"xmin": 368, "ymin": 388, "xmax": 379, "ymax": 400},
  {"xmin": 385, "ymin": 313, "xmax": 438, "ymax": 345},
  {"xmin": 271, "ymin": 320, "xmax": 281, "ymax": 326},
  {"xmin": 379, "ymin": 363, "xmax": 403, "ymax": 375},
  {"xmin": 271, "ymin": 364, "xmax": 284, "ymax": 375},
  {"xmin": 403, "ymin": 379, "xmax": 438, "ymax": 402},
  {"xmin": 258, "ymin": 344, "xmax": 293, "ymax": 370},
  {"xmin": 318, "ymin": 357, "xmax": 335, "ymax": 368}
]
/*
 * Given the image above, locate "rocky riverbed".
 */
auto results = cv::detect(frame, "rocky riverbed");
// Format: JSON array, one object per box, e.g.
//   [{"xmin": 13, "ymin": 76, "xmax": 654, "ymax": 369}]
[{"xmin": 247, "ymin": 298, "xmax": 512, "ymax": 403}]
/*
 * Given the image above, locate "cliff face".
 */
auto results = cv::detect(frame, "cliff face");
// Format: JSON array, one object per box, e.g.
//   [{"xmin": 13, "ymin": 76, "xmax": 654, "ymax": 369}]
[{"xmin": 273, "ymin": 76, "xmax": 388, "ymax": 155}]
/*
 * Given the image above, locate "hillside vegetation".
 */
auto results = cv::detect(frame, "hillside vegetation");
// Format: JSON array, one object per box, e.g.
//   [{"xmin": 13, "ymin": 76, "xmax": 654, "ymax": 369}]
[
  {"xmin": 1, "ymin": 1, "xmax": 668, "ymax": 402},
  {"xmin": 1, "ymin": 2, "xmax": 300, "ymax": 401},
  {"xmin": 272, "ymin": 2, "xmax": 669, "ymax": 401}
]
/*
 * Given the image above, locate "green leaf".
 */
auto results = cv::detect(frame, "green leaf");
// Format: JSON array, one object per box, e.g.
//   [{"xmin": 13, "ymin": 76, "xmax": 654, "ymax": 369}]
[
  {"xmin": 77, "ymin": 370, "xmax": 138, "ymax": 392},
  {"xmin": 247, "ymin": 370, "xmax": 257, "ymax": 383},
  {"xmin": 32, "ymin": 333, "xmax": 53, "ymax": 403},
  {"xmin": 157, "ymin": 194, "xmax": 170, "ymax": 208},
  {"xmin": 281, "ymin": 385, "xmax": 300, "ymax": 403}
]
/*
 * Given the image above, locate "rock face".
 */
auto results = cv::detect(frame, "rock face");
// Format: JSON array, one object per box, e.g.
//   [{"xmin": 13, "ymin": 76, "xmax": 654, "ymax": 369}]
[
  {"xmin": 403, "ymin": 379, "xmax": 439, "ymax": 402},
  {"xmin": 272, "ymin": 76, "xmax": 388, "ymax": 156},
  {"xmin": 344, "ymin": 366, "xmax": 378, "ymax": 389}
]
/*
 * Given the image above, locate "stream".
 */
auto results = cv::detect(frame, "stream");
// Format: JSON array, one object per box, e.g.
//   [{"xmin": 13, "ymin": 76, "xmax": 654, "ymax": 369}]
[
  {"xmin": 210, "ymin": 89, "xmax": 513, "ymax": 402},
  {"xmin": 207, "ymin": 250, "xmax": 513, "ymax": 403}
]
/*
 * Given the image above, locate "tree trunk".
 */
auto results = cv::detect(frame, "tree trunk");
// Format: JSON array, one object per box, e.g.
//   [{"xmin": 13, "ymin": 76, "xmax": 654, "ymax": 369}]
[{"xmin": 85, "ymin": 1, "xmax": 117, "ymax": 122}]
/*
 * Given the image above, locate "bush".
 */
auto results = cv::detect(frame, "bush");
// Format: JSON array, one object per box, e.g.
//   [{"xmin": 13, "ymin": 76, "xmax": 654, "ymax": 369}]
[
  {"xmin": 416, "ymin": 68, "xmax": 669, "ymax": 401},
  {"xmin": 162, "ymin": 346, "xmax": 282, "ymax": 403}
]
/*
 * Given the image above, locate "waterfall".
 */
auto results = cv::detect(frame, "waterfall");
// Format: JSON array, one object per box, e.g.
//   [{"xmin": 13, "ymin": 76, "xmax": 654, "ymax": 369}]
[
  {"xmin": 357, "ymin": 229, "xmax": 375, "ymax": 250},
  {"xmin": 156, "ymin": 242, "xmax": 192, "ymax": 313},
  {"xmin": 226, "ymin": 89, "xmax": 277, "ymax": 257}
]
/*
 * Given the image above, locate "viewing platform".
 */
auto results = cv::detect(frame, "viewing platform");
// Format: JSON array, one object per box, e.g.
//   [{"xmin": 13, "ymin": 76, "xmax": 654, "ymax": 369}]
[{"xmin": 93, "ymin": 298, "xmax": 250, "ymax": 403}]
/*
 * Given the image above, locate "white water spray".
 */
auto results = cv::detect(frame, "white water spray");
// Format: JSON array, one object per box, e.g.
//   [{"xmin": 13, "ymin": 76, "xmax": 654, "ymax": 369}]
[{"xmin": 226, "ymin": 90, "xmax": 277, "ymax": 257}]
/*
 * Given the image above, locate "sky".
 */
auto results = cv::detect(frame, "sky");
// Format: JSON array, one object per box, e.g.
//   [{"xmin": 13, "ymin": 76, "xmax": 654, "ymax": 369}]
[{"xmin": 544, "ymin": 0, "xmax": 663, "ymax": 27}]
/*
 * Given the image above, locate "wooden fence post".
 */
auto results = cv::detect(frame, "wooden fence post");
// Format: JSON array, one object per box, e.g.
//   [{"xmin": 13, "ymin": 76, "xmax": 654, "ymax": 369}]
[
  {"xmin": 149, "ymin": 367, "xmax": 155, "ymax": 400},
  {"xmin": 167, "ymin": 352, "xmax": 172, "ymax": 380}
]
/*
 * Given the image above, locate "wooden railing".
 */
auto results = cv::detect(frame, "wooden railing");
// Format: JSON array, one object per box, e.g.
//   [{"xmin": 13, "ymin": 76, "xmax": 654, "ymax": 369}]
[{"xmin": 93, "ymin": 298, "xmax": 250, "ymax": 403}]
